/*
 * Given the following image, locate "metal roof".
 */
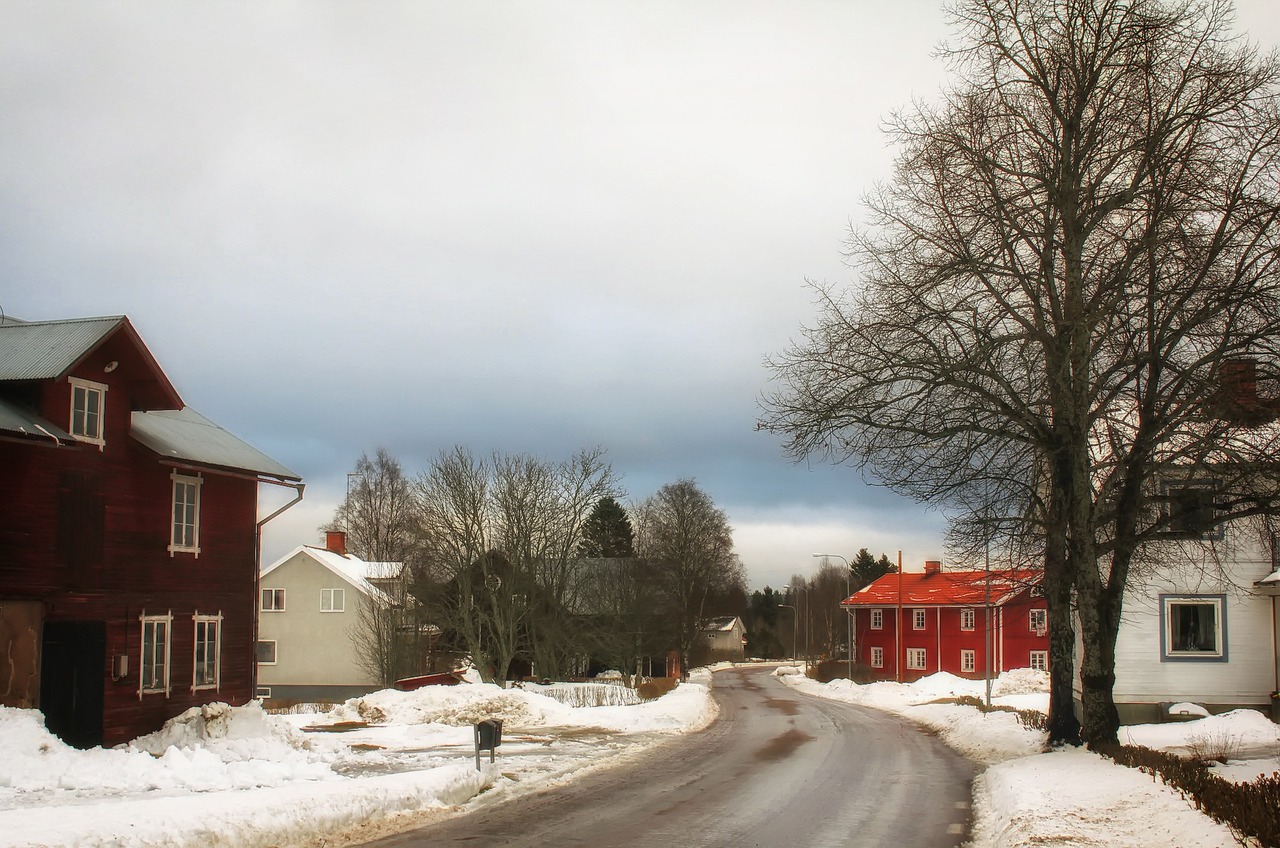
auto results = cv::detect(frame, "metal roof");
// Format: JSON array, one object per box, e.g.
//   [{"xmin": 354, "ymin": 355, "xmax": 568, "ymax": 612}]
[
  {"xmin": 842, "ymin": 568, "xmax": 1041, "ymax": 608},
  {"xmin": 131, "ymin": 407, "xmax": 300, "ymax": 481},
  {"xmin": 0, "ymin": 397, "xmax": 73, "ymax": 442},
  {"xmin": 0, "ymin": 316, "xmax": 125, "ymax": 381}
]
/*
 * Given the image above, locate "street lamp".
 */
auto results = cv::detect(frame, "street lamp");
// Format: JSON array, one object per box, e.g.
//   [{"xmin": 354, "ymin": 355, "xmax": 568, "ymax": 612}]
[
  {"xmin": 783, "ymin": 583, "xmax": 809, "ymax": 667},
  {"xmin": 777, "ymin": 603, "xmax": 798, "ymax": 662},
  {"xmin": 814, "ymin": 553, "xmax": 853, "ymax": 681}
]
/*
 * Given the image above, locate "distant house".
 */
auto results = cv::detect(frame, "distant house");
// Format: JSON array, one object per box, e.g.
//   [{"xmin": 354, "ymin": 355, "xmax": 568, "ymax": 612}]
[
  {"xmin": 842, "ymin": 560, "xmax": 1047, "ymax": 683},
  {"xmin": 0, "ymin": 315, "xmax": 302, "ymax": 747},
  {"xmin": 692, "ymin": 616, "xmax": 746, "ymax": 665},
  {"xmin": 257, "ymin": 531, "xmax": 410, "ymax": 701}
]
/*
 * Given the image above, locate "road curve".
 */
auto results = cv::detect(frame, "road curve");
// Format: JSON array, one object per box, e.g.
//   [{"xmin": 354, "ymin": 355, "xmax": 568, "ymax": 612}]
[{"xmin": 361, "ymin": 665, "xmax": 975, "ymax": 848}]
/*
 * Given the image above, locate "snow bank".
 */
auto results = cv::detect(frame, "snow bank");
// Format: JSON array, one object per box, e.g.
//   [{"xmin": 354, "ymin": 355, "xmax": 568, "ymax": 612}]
[{"xmin": 321, "ymin": 682, "xmax": 575, "ymax": 728}]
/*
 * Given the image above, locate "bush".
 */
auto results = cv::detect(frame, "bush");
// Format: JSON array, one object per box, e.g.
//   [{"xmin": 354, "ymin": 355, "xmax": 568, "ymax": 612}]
[
  {"xmin": 938, "ymin": 695, "xmax": 1048, "ymax": 732},
  {"xmin": 1096, "ymin": 743, "xmax": 1280, "ymax": 847},
  {"xmin": 807, "ymin": 659, "xmax": 877, "ymax": 684},
  {"xmin": 636, "ymin": 677, "xmax": 678, "ymax": 701}
]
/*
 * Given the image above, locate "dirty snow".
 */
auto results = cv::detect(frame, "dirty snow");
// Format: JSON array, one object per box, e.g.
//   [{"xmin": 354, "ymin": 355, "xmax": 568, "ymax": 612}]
[{"xmin": 3, "ymin": 663, "xmax": 1276, "ymax": 848}]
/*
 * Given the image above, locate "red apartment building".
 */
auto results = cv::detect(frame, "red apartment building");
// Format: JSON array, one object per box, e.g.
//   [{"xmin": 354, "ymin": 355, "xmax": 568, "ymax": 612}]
[
  {"xmin": 0, "ymin": 315, "xmax": 301, "ymax": 747},
  {"xmin": 842, "ymin": 560, "xmax": 1048, "ymax": 682}
]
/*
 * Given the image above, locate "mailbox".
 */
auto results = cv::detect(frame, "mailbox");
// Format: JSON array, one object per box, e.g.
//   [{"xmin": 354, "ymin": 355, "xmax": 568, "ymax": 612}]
[{"xmin": 474, "ymin": 719, "xmax": 503, "ymax": 768}]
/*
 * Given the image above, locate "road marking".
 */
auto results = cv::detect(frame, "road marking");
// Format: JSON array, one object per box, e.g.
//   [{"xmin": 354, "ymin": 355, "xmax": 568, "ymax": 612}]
[{"xmin": 948, "ymin": 824, "xmax": 965, "ymax": 834}]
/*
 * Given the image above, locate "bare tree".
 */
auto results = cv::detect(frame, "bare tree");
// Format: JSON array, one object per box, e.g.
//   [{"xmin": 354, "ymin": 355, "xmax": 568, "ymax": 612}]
[
  {"xmin": 633, "ymin": 479, "xmax": 742, "ymax": 674},
  {"xmin": 761, "ymin": 0, "xmax": 1280, "ymax": 746},
  {"xmin": 328, "ymin": 448, "xmax": 419, "ymax": 563}
]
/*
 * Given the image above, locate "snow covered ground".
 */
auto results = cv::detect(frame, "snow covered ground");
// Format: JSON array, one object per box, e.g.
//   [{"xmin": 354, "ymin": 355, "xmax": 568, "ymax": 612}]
[{"xmin": 2, "ymin": 664, "xmax": 1276, "ymax": 847}]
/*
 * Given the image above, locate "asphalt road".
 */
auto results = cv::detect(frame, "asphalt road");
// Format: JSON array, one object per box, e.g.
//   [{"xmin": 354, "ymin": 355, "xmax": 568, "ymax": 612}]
[{"xmin": 361, "ymin": 666, "xmax": 976, "ymax": 848}]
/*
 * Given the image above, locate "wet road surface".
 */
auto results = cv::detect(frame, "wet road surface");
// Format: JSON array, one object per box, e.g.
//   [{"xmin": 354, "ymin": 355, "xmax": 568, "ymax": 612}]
[{"xmin": 360, "ymin": 665, "xmax": 975, "ymax": 847}]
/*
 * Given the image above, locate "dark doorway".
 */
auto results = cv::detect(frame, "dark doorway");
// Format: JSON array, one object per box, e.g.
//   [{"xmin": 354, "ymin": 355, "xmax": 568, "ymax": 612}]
[{"xmin": 40, "ymin": 620, "xmax": 105, "ymax": 749}]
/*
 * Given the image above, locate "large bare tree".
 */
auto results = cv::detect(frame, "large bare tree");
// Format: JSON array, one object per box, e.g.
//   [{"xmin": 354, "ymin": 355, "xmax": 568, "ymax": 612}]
[
  {"xmin": 633, "ymin": 479, "xmax": 743, "ymax": 674},
  {"xmin": 762, "ymin": 0, "xmax": 1280, "ymax": 746}
]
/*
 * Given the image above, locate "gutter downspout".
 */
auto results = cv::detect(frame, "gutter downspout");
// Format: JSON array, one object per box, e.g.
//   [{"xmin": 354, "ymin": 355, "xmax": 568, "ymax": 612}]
[
  {"xmin": 252, "ymin": 481, "xmax": 305, "ymax": 698},
  {"xmin": 896, "ymin": 550, "xmax": 903, "ymax": 683}
]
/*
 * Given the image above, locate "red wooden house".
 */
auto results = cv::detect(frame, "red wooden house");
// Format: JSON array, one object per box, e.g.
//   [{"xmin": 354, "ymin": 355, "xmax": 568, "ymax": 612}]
[
  {"xmin": 841, "ymin": 560, "xmax": 1048, "ymax": 683},
  {"xmin": 0, "ymin": 315, "xmax": 302, "ymax": 747}
]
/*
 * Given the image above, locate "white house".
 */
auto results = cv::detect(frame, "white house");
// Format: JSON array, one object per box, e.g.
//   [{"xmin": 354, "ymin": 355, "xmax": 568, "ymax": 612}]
[
  {"xmin": 256, "ymin": 531, "xmax": 404, "ymax": 702},
  {"xmin": 694, "ymin": 616, "xmax": 747, "ymax": 664}
]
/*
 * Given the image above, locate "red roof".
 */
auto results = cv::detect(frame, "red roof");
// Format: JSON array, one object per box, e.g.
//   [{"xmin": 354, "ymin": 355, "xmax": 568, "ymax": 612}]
[{"xmin": 841, "ymin": 568, "xmax": 1041, "ymax": 607}]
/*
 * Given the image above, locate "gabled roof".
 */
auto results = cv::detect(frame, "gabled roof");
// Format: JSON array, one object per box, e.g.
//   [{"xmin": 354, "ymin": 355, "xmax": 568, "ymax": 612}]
[
  {"xmin": 261, "ymin": 545, "xmax": 402, "ymax": 605},
  {"xmin": 701, "ymin": 616, "xmax": 743, "ymax": 632},
  {"xmin": 0, "ymin": 316, "xmax": 181, "ymax": 408},
  {"xmin": 842, "ymin": 568, "xmax": 1041, "ymax": 608},
  {"xmin": 131, "ymin": 407, "xmax": 300, "ymax": 482}
]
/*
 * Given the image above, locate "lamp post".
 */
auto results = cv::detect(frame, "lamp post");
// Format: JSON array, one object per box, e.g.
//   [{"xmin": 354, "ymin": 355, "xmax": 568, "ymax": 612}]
[
  {"xmin": 814, "ymin": 553, "xmax": 853, "ymax": 680},
  {"xmin": 784, "ymin": 583, "xmax": 810, "ymax": 668},
  {"xmin": 777, "ymin": 603, "xmax": 798, "ymax": 662}
]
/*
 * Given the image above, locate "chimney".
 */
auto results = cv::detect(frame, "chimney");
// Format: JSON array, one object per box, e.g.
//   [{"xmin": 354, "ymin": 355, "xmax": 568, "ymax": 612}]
[
  {"xmin": 924, "ymin": 560, "xmax": 941, "ymax": 576},
  {"xmin": 325, "ymin": 530, "xmax": 347, "ymax": 556}
]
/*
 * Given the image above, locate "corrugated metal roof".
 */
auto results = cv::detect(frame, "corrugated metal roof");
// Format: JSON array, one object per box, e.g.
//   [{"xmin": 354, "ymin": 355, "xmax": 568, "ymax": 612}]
[
  {"xmin": 131, "ymin": 407, "xmax": 300, "ymax": 481},
  {"xmin": 842, "ymin": 568, "xmax": 1041, "ymax": 607},
  {"xmin": 0, "ymin": 397, "xmax": 73, "ymax": 442},
  {"xmin": 0, "ymin": 316, "xmax": 124, "ymax": 381}
]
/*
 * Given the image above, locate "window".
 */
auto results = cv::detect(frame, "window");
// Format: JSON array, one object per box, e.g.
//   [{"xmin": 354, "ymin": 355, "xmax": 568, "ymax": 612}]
[
  {"xmin": 321, "ymin": 588, "xmax": 345, "ymax": 612},
  {"xmin": 913, "ymin": 609, "xmax": 926, "ymax": 630},
  {"xmin": 960, "ymin": 608, "xmax": 975, "ymax": 631},
  {"xmin": 261, "ymin": 588, "xmax": 285, "ymax": 612},
  {"xmin": 255, "ymin": 640, "xmax": 277, "ymax": 664},
  {"xmin": 1164, "ymin": 483, "xmax": 1223, "ymax": 540},
  {"xmin": 68, "ymin": 377, "xmax": 107, "ymax": 447},
  {"xmin": 255, "ymin": 687, "xmax": 272, "ymax": 699},
  {"xmin": 960, "ymin": 649, "xmax": 976, "ymax": 673},
  {"xmin": 1162, "ymin": 595, "xmax": 1226, "ymax": 661},
  {"xmin": 1029, "ymin": 608, "xmax": 1047, "ymax": 635},
  {"xmin": 870, "ymin": 609, "xmax": 883, "ymax": 630},
  {"xmin": 907, "ymin": 648, "xmax": 927, "ymax": 670},
  {"xmin": 140, "ymin": 613, "xmax": 171, "ymax": 696},
  {"xmin": 169, "ymin": 472, "xmax": 201, "ymax": 555},
  {"xmin": 870, "ymin": 647, "xmax": 883, "ymax": 668},
  {"xmin": 1029, "ymin": 651, "xmax": 1048, "ymax": 671},
  {"xmin": 193, "ymin": 613, "xmax": 221, "ymax": 691}
]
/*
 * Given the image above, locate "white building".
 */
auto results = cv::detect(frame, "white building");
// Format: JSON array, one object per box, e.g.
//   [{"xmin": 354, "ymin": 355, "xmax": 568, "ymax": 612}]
[{"xmin": 256, "ymin": 531, "xmax": 403, "ymax": 701}]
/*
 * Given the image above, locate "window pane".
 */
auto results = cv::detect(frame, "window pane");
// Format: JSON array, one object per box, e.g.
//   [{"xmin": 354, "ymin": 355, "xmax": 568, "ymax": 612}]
[{"xmin": 1171, "ymin": 603, "xmax": 1217, "ymax": 652}]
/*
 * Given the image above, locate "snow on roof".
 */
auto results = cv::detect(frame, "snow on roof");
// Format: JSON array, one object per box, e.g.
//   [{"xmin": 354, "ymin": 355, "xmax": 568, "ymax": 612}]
[
  {"xmin": 0, "ymin": 396, "xmax": 72, "ymax": 442},
  {"xmin": 261, "ymin": 545, "xmax": 402, "ymax": 605},
  {"xmin": 843, "ymin": 568, "xmax": 1041, "ymax": 607},
  {"xmin": 131, "ymin": 407, "xmax": 299, "ymax": 482},
  {"xmin": 701, "ymin": 616, "xmax": 741, "ymax": 632}
]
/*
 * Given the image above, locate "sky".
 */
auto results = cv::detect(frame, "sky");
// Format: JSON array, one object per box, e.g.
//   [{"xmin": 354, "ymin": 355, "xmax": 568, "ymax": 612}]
[
  {"xmin": 0, "ymin": 665, "xmax": 1266, "ymax": 847},
  {"xmin": 4, "ymin": 1, "xmax": 1279, "ymax": 591}
]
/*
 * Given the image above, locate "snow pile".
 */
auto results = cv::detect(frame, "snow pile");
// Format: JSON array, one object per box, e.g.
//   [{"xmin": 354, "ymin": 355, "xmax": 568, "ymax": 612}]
[
  {"xmin": 1122, "ymin": 707, "xmax": 1280, "ymax": 767},
  {"xmin": 322, "ymin": 683, "xmax": 573, "ymax": 728}
]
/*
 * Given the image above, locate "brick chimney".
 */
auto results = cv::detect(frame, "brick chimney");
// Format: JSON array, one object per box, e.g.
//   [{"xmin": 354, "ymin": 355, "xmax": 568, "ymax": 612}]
[
  {"xmin": 325, "ymin": 530, "xmax": 347, "ymax": 556},
  {"xmin": 924, "ymin": 560, "xmax": 941, "ymax": 576}
]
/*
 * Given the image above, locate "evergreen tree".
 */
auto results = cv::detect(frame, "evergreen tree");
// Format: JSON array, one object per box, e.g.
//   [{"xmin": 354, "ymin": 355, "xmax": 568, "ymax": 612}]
[
  {"xmin": 578, "ymin": 496, "xmax": 636, "ymax": 558},
  {"xmin": 850, "ymin": 548, "xmax": 896, "ymax": 590}
]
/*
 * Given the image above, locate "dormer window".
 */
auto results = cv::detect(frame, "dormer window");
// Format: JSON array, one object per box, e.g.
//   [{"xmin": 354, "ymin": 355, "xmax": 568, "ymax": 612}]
[
  {"xmin": 68, "ymin": 377, "xmax": 107, "ymax": 448},
  {"xmin": 1162, "ymin": 481, "xmax": 1223, "ymax": 540}
]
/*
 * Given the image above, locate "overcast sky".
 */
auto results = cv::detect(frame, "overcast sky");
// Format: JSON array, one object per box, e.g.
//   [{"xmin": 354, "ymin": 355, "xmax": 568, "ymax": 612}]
[{"xmin": 5, "ymin": 1, "xmax": 1279, "ymax": 591}]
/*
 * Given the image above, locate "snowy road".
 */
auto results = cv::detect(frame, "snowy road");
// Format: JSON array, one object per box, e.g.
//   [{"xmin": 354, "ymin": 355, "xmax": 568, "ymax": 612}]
[{"xmin": 362, "ymin": 665, "xmax": 975, "ymax": 847}]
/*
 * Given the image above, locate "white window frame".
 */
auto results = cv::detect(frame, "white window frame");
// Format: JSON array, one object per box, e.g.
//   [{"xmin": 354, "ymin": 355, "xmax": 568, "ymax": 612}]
[
  {"xmin": 960, "ymin": 608, "xmax": 975, "ymax": 631},
  {"xmin": 870, "ymin": 646, "xmax": 884, "ymax": 668},
  {"xmin": 1029, "ymin": 651, "xmax": 1048, "ymax": 672},
  {"xmin": 169, "ymin": 471, "xmax": 202, "ymax": 556},
  {"xmin": 870, "ymin": 609, "xmax": 883, "ymax": 630},
  {"xmin": 256, "ymin": 640, "xmax": 278, "ymax": 665},
  {"xmin": 321, "ymin": 588, "xmax": 345, "ymax": 613},
  {"xmin": 960, "ymin": 649, "xmax": 976, "ymax": 673},
  {"xmin": 1161, "ymin": 594, "xmax": 1227, "ymax": 661},
  {"xmin": 261, "ymin": 588, "xmax": 285, "ymax": 612},
  {"xmin": 192, "ymin": 612, "xmax": 222, "ymax": 692},
  {"xmin": 139, "ymin": 611, "xmax": 172, "ymax": 697},
  {"xmin": 1029, "ymin": 608, "xmax": 1047, "ymax": 636},
  {"xmin": 912, "ymin": 609, "xmax": 926, "ymax": 630},
  {"xmin": 906, "ymin": 647, "xmax": 927, "ymax": 670},
  {"xmin": 255, "ymin": 687, "xmax": 272, "ymax": 699},
  {"xmin": 68, "ymin": 377, "xmax": 107, "ymax": 448}
]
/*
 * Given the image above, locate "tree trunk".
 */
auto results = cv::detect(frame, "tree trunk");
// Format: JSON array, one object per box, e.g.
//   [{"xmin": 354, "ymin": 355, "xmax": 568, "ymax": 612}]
[{"xmin": 1075, "ymin": 576, "xmax": 1123, "ymax": 746}]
